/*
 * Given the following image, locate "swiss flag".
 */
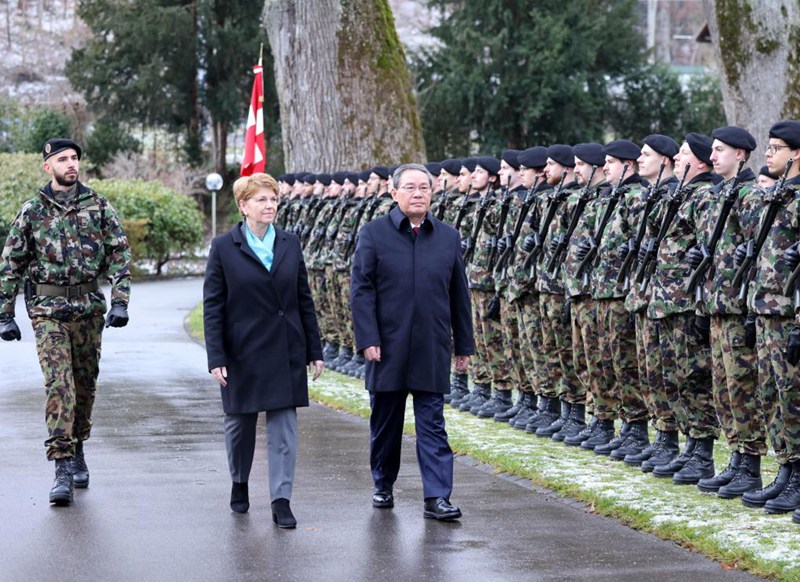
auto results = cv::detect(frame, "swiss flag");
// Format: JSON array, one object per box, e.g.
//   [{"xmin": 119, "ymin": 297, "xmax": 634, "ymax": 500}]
[{"xmin": 240, "ymin": 64, "xmax": 266, "ymax": 176}]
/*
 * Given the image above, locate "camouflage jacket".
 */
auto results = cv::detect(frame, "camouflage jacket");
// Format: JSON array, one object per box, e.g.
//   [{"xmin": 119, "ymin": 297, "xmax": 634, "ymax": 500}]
[
  {"xmin": 561, "ymin": 181, "xmax": 606, "ymax": 299},
  {"xmin": 431, "ymin": 189, "xmax": 461, "ymax": 225},
  {"xmin": 321, "ymin": 196, "xmax": 353, "ymax": 266},
  {"xmin": 505, "ymin": 183, "xmax": 552, "ymax": 301},
  {"xmin": 304, "ymin": 198, "xmax": 336, "ymax": 270},
  {"xmin": 591, "ymin": 175, "xmax": 647, "ymax": 300},
  {"xmin": 695, "ymin": 169, "xmax": 761, "ymax": 315},
  {"xmin": 536, "ymin": 181, "xmax": 580, "ymax": 296},
  {"xmin": 296, "ymin": 197, "xmax": 322, "ymax": 246},
  {"xmin": 332, "ymin": 197, "xmax": 367, "ymax": 271},
  {"xmin": 647, "ymin": 173, "xmax": 715, "ymax": 319},
  {"xmin": 747, "ymin": 176, "xmax": 800, "ymax": 317},
  {"xmin": 466, "ymin": 189, "xmax": 500, "ymax": 291},
  {"xmin": 449, "ymin": 192, "xmax": 481, "ymax": 238},
  {"xmin": 496, "ymin": 186, "xmax": 531, "ymax": 299},
  {"xmin": 0, "ymin": 181, "xmax": 131, "ymax": 321}
]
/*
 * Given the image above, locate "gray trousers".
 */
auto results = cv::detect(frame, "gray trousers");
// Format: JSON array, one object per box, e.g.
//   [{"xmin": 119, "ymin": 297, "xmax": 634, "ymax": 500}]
[{"xmin": 224, "ymin": 408, "xmax": 297, "ymax": 501}]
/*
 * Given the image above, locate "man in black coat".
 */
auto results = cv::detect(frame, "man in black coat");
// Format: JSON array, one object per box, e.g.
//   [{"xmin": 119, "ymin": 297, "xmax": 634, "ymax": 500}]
[{"xmin": 350, "ymin": 163, "xmax": 475, "ymax": 520}]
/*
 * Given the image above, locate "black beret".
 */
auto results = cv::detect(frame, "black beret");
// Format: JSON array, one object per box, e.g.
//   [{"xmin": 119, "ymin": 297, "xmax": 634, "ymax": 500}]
[
  {"xmin": 501, "ymin": 149, "xmax": 521, "ymax": 170},
  {"xmin": 346, "ymin": 172, "xmax": 360, "ymax": 185},
  {"xmin": 518, "ymin": 146, "xmax": 548, "ymax": 169},
  {"xmin": 332, "ymin": 171, "xmax": 348, "ymax": 185},
  {"xmin": 603, "ymin": 139, "xmax": 641, "ymax": 162},
  {"xmin": 769, "ymin": 120, "xmax": 800, "ymax": 149},
  {"xmin": 759, "ymin": 165, "xmax": 778, "ymax": 180},
  {"xmin": 440, "ymin": 158, "xmax": 462, "ymax": 176},
  {"xmin": 475, "ymin": 156, "xmax": 500, "ymax": 176},
  {"xmin": 43, "ymin": 138, "xmax": 82, "ymax": 161},
  {"xmin": 315, "ymin": 173, "xmax": 332, "ymax": 186},
  {"xmin": 425, "ymin": 162, "xmax": 442, "ymax": 176},
  {"xmin": 388, "ymin": 165, "xmax": 400, "ymax": 177},
  {"xmin": 283, "ymin": 173, "xmax": 296, "ymax": 186},
  {"xmin": 371, "ymin": 166, "xmax": 390, "ymax": 180},
  {"xmin": 301, "ymin": 173, "xmax": 316, "ymax": 185},
  {"xmin": 712, "ymin": 126, "xmax": 757, "ymax": 152},
  {"xmin": 685, "ymin": 132, "xmax": 713, "ymax": 165},
  {"xmin": 547, "ymin": 144, "xmax": 575, "ymax": 168},
  {"xmin": 358, "ymin": 170, "xmax": 371, "ymax": 182},
  {"xmin": 461, "ymin": 157, "xmax": 477, "ymax": 173},
  {"xmin": 643, "ymin": 134, "xmax": 679, "ymax": 159},
  {"xmin": 572, "ymin": 143, "xmax": 605, "ymax": 167}
]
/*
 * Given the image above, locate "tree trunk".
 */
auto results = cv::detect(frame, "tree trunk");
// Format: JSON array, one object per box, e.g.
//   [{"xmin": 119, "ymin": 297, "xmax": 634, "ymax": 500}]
[
  {"xmin": 702, "ymin": 0, "xmax": 800, "ymax": 167},
  {"xmin": 263, "ymin": 0, "xmax": 426, "ymax": 171},
  {"xmin": 212, "ymin": 119, "xmax": 228, "ymax": 175}
]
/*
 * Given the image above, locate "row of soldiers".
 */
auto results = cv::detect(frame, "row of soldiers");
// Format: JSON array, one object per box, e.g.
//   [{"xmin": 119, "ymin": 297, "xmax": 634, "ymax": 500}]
[{"xmin": 275, "ymin": 119, "xmax": 800, "ymax": 526}]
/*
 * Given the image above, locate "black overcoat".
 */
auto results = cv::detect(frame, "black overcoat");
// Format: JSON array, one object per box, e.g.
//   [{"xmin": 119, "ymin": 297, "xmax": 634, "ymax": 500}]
[
  {"xmin": 350, "ymin": 207, "xmax": 475, "ymax": 393},
  {"xmin": 203, "ymin": 223, "xmax": 323, "ymax": 413}
]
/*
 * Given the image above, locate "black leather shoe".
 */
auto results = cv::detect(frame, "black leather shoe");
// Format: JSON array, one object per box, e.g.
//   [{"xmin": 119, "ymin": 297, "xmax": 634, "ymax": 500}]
[
  {"xmin": 272, "ymin": 498, "xmax": 297, "ymax": 528},
  {"xmin": 72, "ymin": 441, "xmax": 90, "ymax": 489},
  {"xmin": 423, "ymin": 497, "xmax": 462, "ymax": 521},
  {"xmin": 230, "ymin": 482, "xmax": 249, "ymax": 513},
  {"xmin": 372, "ymin": 490, "xmax": 394, "ymax": 508},
  {"xmin": 49, "ymin": 458, "xmax": 74, "ymax": 506}
]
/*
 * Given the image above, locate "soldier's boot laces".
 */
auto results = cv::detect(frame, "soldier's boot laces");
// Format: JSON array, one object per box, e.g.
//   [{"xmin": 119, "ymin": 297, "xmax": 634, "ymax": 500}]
[
  {"xmin": 697, "ymin": 450, "xmax": 741, "ymax": 493},
  {"xmin": 580, "ymin": 418, "xmax": 616, "ymax": 450},
  {"xmin": 718, "ymin": 454, "xmax": 762, "ymax": 499},
  {"xmin": 511, "ymin": 394, "xmax": 538, "ymax": 429},
  {"xmin": 652, "ymin": 435, "xmax": 695, "ymax": 478},
  {"xmin": 742, "ymin": 462, "xmax": 792, "ymax": 508},
  {"xmin": 476, "ymin": 389, "xmax": 513, "ymax": 418},
  {"xmin": 641, "ymin": 430, "xmax": 680, "ymax": 473},
  {"xmin": 535, "ymin": 400, "xmax": 571, "ymax": 438},
  {"xmin": 552, "ymin": 403, "xmax": 586, "ymax": 442},
  {"xmin": 593, "ymin": 421, "xmax": 631, "ymax": 456},
  {"xmin": 564, "ymin": 414, "xmax": 597, "ymax": 446},
  {"xmin": 610, "ymin": 420, "xmax": 649, "ymax": 461},
  {"xmin": 467, "ymin": 385, "xmax": 492, "ymax": 415},
  {"xmin": 673, "ymin": 437, "xmax": 716, "ymax": 485},
  {"xmin": 72, "ymin": 441, "xmax": 90, "ymax": 489},
  {"xmin": 493, "ymin": 391, "xmax": 527, "ymax": 422},
  {"xmin": 49, "ymin": 458, "xmax": 74, "ymax": 506},
  {"xmin": 524, "ymin": 396, "xmax": 557, "ymax": 433},
  {"xmin": 624, "ymin": 429, "xmax": 663, "ymax": 466},
  {"xmin": 764, "ymin": 462, "xmax": 800, "ymax": 514}
]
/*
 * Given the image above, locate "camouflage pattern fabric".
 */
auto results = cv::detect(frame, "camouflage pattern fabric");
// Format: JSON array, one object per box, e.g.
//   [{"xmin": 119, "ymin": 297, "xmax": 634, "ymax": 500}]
[
  {"xmin": 506, "ymin": 184, "xmax": 551, "ymax": 301},
  {"xmin": 516, "ymin": 294, "xmax": 554, "ymax": 397},
  {"xmin": 536, "ymin": 183, "xmax": 580, "ymax": 296},
  {"xmin": 469, "ymin": 289, "xmax": 494, "ymax": 385},
  {"xmin": 570, "ymin": 297, "xmax": 608, "ymax": 416},
  {"xmin": 599, "ymin": 299, "xmax": 646, "ymax": 423},
  {"xmin": 324, "ymin": 265, "xmax": 343, "ymax": 347},
  {"xmin": 472, "ymin": 288, "xmax": 512, "ymax": 390},
  {"xmin": 539, "ymin": 293, "xmax": 581, "ymax": 402},
  {"xmin": 756, "ymin": 317, "xmax": 789, "ymax": 464},
  {"xmin": 641, "ymin": 315, "xmax": 677, "ymax": 432},
  {"xmin": 561, "ymin": 183, "xmax": 603, "ymax": 299},
  {"xmin": 466, "ymin": 191, "xmax": 500, "ymax": 292},
  {"xmin": 499, "ymin": 298, "xmax": 533, "ymax": 394},
  {"xmin": 338, "ymin": 272, "xmax": 357, "ymax": 348},
  {"xmin": 33, "ymin": 314, "xmax": 104, "ymax": 460}
]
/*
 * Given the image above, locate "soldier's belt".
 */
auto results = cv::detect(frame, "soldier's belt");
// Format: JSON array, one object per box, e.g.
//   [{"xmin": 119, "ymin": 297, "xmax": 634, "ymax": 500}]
[{"xmin": 35, "ymin": 281, "xmax": 99, "ymax": 298}]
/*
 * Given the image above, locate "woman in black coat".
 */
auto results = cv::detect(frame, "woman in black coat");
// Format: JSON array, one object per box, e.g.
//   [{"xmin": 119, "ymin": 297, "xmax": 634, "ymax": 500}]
[{"xmin": 203, "ymin": 173, "xmax": 323, "ymax": 528}]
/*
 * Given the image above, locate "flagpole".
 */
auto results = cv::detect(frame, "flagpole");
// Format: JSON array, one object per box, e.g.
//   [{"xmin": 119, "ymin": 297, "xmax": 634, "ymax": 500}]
[{"xmin": 259, "ymin": 43, "xmax": 266, "ymax": 168}]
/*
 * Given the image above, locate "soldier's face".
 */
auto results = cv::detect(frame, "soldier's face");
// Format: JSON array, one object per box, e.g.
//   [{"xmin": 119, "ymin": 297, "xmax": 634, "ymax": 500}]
[
  {"xmin": 519, "ymin": 166, "xmax": 536, "ymax": 189},
  {"xmin": 603, "ymin": 156, "xmax": 628, "ymax": 183},
  {"xmin": 457, "ymin": 168, "xmax": 471, "ymax": 192},
  {"xmin": 329, "ymin": 182, "xmax": 342, "ymax": 197},
  {"xmin": 637, "ymin": 145, "xmax": 663, "ymax": 181},
  {"xmin": 392, "ymin": 169, "xmax": 431, "ymax": 220},
  {"xmin": 313, "ymin": 182, "xmax": 325, "ymax": 196},
  {"xmin": 303, "ymin": 183, "xmax": 314, "ymax": 197},
  {"xmin": 574, "ymin": 158, "xmax": 595, "ymax": 185},
  {"xmin": 356, "ymin": 181, "xmax": 367, "ymax": 197},
  {"xmin": 757, "ymin": 174, "xmax": 776, "ymax": 189},
  {"xmin": 710, "ymin": 139, "xmax": 744, "ymax": 179},
  {"xmin": 343, "ymin": 180, "xmax": 356, "ymax": 195},
  {"xmin": 368, "ymin": 173, "xmax": 382, "ymax": 193},
  {"xmin": 499, "ymin": 160, "xmax": 518, "ymax": 188},
  {"xmin": 440, "ymin": 170, "xmax": 457, "ymax": 191},
  {"xmin": 765, "ymin": 138, "xmax": 797, "ymax": 176},
  {"xmin": 471, "ymin": 167, "xmax": 490, "ymax": 191},
  {"xmin": 545, "ymin": 159, "xmax": 565, "ymax": 185},
  {"xmin": 675, "ymin": 143, "xmax": 703, "ymax": 181},
  {"xmin": 44, "ymin": 149, "xmax": 79, "ymax": 187}
]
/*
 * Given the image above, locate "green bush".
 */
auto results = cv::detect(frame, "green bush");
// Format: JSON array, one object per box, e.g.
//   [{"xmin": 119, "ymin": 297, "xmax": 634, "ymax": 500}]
[
  {"xmin": 21, "ymin": 109, "xmax": 72, "ymax": 154},
  {"xmin": 0, "ymin": 153, "xmax": 204, "ymax": 274}
]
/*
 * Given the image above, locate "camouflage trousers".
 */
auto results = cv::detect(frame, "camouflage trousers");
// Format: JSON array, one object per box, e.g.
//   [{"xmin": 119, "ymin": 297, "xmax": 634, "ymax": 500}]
[
  {"xmin": 539, "ymin": 293, "xmax": 582, "ymax": 403},
  {"xmin": 756, "ymin": 316, "xmax": 798, "ymax": 463},
  {"xmin": 33, "ymin": 315, "xmax": 104, "ymax": 460},
  {"xmin": 710, "ymin": 314, "xmax": 766, "ymax": 456},
  {"xmin": 337, "ymin": 270, "xmax": 357, "ymax": 349},
  {"xmin": 636, "ymin": 311, "xmax": 674, "ymax": 431},
  {"xmin": 500, "ymin": 297, "xmax": 533, "ymax": 394},
  {"xmin": 655, "ymin": 312, "xmax": 718, "ymax": 439},
  {"xmin": 324, "ymin": 266, "xmax": 344, "ymax": 347},
  {"xmin": 310, "ymin": 268, "xmax": 334, "ymax": 344},
  {"xmin": 470, "ymin": 289, "xmax": 512, "ymax": 390},
  {"xmin": 516, "ymin": 293, "xmax": 556, "ymax": 398},
  {"xmin": 571, "ymin": 297, "xmax": 610, "ymax": 418},
  {"xmin": 597, "ymin": 299, "xmax": 646, "ymax": 423}
]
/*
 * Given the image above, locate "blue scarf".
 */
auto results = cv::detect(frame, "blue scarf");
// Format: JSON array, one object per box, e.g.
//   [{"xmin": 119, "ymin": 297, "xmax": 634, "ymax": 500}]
[{"xmin": 244, "ymin": 222, "xmax": 276, "ymax": 271}]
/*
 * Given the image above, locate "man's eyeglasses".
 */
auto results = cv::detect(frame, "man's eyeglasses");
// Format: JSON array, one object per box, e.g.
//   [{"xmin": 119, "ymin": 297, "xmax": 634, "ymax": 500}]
[
  {"xmin": 399, "ymin": 185, "xmax": 432, "ymax": 194},
  {"xmin": 765, "ymin": 144, "xmax": 791, "ymax": 154}
]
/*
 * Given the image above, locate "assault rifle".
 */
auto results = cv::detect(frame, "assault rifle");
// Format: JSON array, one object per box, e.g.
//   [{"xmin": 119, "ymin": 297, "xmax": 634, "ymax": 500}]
[
  {"xmin": 453, "ymin": 185, "xmax": 473, "ymax": 233},
  {"xmin": 617, "ymin": 161, "xmax": 666, "ymax": 291},
  {"xmin": 686, "ymin": 160, "xmax": 746, "ymax": 301},
  {"xmin": 435, "ymin": 179, "xmax": 449, "ymax": 221},
  {"xmin": 784, "ymin": 253, "xmax": 800, "ymax": 312},
  {"xmin": 486, "ymin": 186, "xmax": 513, "ymax": 271},
  {"xmin": 733, "ymin": 159, "xmax": 794, "ymax": 305},
  {"xmin": 492, "ymin": 177, "xmax": 541, "ymax": 279},
  {"xmin": 575, "ymin": 164, "xmax": 630, "ymax": 283},
  {"xmin": 546, "ymin": 165, "xmax": 598, "ymax": 278},
  {"xmin": 343, "ymin": 196, "xmax": 371, "ymax": 260},
  {"xmin": 463, "ymin": 188, "xmax": 496, "ymax": 265},
  {"xmin": 635, "ymin": 164, "xmax": 692, "ymax": 293},
  {"xmin": 521, "ymin": 170, "xmax": 569, "ymax": 279}
]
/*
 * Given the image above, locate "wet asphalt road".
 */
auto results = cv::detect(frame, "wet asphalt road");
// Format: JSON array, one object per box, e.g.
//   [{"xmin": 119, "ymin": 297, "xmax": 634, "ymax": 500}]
[{"xmin": 0, "ymin": 278, "xmax": 759, "ymax": 581}]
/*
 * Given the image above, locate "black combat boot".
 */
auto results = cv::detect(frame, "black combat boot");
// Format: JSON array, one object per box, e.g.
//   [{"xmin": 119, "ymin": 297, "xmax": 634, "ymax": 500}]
[
  {"xmin": 445, "ymin": 373, "xmax": 469, "ymax": 405},
  {"xmin": 652, "ymin": 435, "xmax": 695, "ymax": 478},
  {"xmin": 610, "ymin": 420, "xmax": 649, "ymax": 461},
  {"xmin": 494, "ymin": 392, "xmax": 528, "ymax": 422},
  {"xmin": 697, "ymin": 450, "xmax": 741, "ymax": 493},
  {"xmin": 673, "ymin": 437, "xmax": 716, "ymax": 484},
  {"xmin": 525, "ymin": 396, "xmax": 559, "ymax": 433},
  {"xmin": 468, "ymin": 385, "xmax": 495, "ymax": 415},
  {"xmin": 794, "ymin": 506, "xmax": 800, "ymax": 525},
  {"xmin": 717, "ymin": 454, "xmax": 762, "ymax": 499},
  {"xmin": 641, "ymin": 430, "xmax": 680, "ymax": 473},
  {"xmin": 552, "ymin": 403, "xmax": 586, "ymax": 442},
  {"xmin": 49, "ymin": 458, "xmax": 74, "ymax": 506},
  {"xmin": 512, "ymin": 394, "xmax": 538, "ymax": 429},
  {"xmin": 580, "ymin": 419, "xmax": 615, "ymax": 450},
  {"xmin": 564, "ymin": 415, "xmax": 598, "ymax": 446},
  {"xmin": 459, "ymin": 384, "xmax": 490, "ymax": 412},
  {"xmin": 330, "ymin": 346, "xmax": 352, "ymax": 371},
  {"xmin": 535, "ymin": 400, "xmax": 571, "ymax": 438},
  {"xmin": 742, "ymin": 463, "xmax": 792, "ymax": 508},
  {"xmin": 476, "ymin": 389, "xmax": 513, "ymax": 418},
  {"xmin": 593, "ymin": 421, "xmax": 630, "ymax": 456},
  {"xmin": 764, "ymin": 462, "xmax": 800, "ymax": 514},
  {"xmin": 72, "ymin": 440, "xmax": 89, "ymax": 489},
  {"xmin": 624, "ymin": 429, "xmax": 662, "ymax": 466},
  {"xmin": 323, "ymin": 342, "xmax": 339, "ymax": 366},
  {"xmin": 341, "ymin": 351, "xmax": 363, "ymax": 376}
]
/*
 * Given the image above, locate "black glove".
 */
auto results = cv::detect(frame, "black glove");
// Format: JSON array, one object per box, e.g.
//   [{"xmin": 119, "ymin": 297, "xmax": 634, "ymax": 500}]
[
  {"xmin": 105, "ymin": 303, "xmax": 129, "ymax": 328},
  {"xmin": 484, "ymin": 294, "xmax": 501, "ymax": 322},
  {"xmin": 694, "ymin": 314, "xmax": 710, "ymax": 346},
  {"xmin": 576, "ymin": 240, "xmax": 591, "ymax": 262},
  {"xmin": 0, "ymin": 317, "xmax": 21, "ymax": 341},
  {"xmin": 734, "ymin": 243, "xmax": 748, "ymax": 268},
  {"xmin": 618, "ymin": 241, "xmax": 631, "ymax": 262},
  {"xmin": 786, "ymin": 326, "xmax": 800, "ymax": 366},
  {"xmin": 497, "ymin": 235, "xmax": 510, "ymax": 254},
  {"xmin": 460, "ymin": 237, "xmax": 471, "ymax": 254},
  {"xmin": 687, "ymin": 246, "xmax": 704, "ymax": 269},
  {"xmin": 549, "ymin": 238, "xmax": 559, "ymax": 254},
  {"xmin": 562, "ymin": 299, "xmax": 571, "ymax": 325},
  {"xmin": 638, "ymin": 241, "xmax": 650, "ymax": 264},
  {"xmin": 784, "ymin": 242, "xmax": 800, "ymax": 272},
  {"xmin": 744, "ymin": 313, "xmax": 757, "ymax": 349},
  {"xmin": 483, "ymin": 236, "xmax": 497, "ymax": 250},
  {"xmin": 522, "ymin": 234, "xmax": 537, "ymax": 253}
]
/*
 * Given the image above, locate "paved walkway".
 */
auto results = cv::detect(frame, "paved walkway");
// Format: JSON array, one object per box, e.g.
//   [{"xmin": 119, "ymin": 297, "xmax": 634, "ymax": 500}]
[{"xmin": 0, "ymin": 278, "xmax": 758, "ymax": 581}]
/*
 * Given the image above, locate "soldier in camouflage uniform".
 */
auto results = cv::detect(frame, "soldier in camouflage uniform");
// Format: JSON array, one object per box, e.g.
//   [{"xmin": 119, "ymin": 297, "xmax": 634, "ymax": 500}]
[
  {"xmin": 293, "ymin": 174, "xmax": 317, "ymax": 244},
  {"xmin": 737, "ymin": 120, "xmax": 800, "ymax": 518},
  {"xmin": 688, "ymin": 127, "xmax": 766, "ymax": 498},
  {"xmin": 647, "ymin": 134, "xmax": 719, "ymax": 485},
  {"xmin": 431, "ymin": 159, "xmax": 462, "ymax": 225},
  {"xmin": 275, "ymin": 173, "xmax": 296, "ymax": 229},
  {"xmin": 622, "ymin": 135, "xmax": 681, "ymax": 471},
  {"xmin": 0, "ymin": 138, "xmax": 131, "ymax": 506}
]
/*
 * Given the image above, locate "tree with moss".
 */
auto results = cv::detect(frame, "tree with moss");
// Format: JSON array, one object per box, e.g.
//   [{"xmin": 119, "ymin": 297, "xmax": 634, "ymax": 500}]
[
  {"xmin": 702, "ymin": 0, "xmax": 800, "ymax": 165},
  {"xmin": 263, "ymin": 0, "xmax": 425, "ymax": 171}
]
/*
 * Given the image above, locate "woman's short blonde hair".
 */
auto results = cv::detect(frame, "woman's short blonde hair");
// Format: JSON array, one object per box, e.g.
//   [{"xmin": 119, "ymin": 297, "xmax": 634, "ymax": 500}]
[{"xmin": 233, "ymin": 173, "xmax": 279, "ymax": 216}]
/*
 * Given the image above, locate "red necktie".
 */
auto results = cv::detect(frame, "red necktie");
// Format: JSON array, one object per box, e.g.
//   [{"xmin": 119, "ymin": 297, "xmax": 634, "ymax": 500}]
[{"xmin": 413, "ymin": 226, "xmax": 420, "ymax": 235}]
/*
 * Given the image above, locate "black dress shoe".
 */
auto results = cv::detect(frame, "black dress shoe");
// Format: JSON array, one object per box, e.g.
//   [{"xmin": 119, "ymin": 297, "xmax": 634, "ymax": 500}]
[
  {"xmin": 372, "ymin": 490, "xmax": 394, "ymax": 508},
  {"xmin": 271, "ymin": 498, "xmax": 297, "ymax": 528},
  {"xmin": 230, "ymin": 482, "xmax": 249, "ymax": 514},
  {"xmin": 423, "ymin": 497, "xmax": 462, "ymax": 521}
]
